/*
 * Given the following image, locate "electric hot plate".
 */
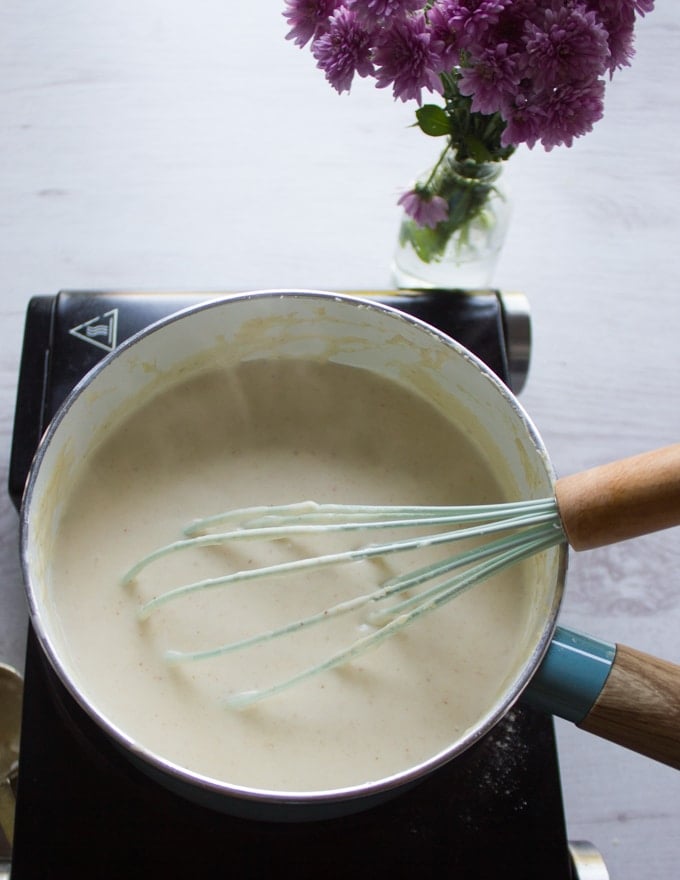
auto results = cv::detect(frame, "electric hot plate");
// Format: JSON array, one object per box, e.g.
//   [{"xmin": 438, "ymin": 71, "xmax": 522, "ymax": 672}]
[{"xmin": 8, "ymin": 289, "xmax": 583, "ymax": 879}]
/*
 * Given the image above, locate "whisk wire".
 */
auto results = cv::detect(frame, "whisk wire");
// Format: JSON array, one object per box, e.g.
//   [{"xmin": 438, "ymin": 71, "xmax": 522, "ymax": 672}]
[
  {"xmin": 224, "ymin": 522, "xmax": 562, "ymax": 710},
  {"xmin": 164, "ymin": 521, "xmax": 561, "ymax": 666},
  {"xmin": 131, "ymin": 504, "xmax": 561, "ymax": 619},
  {"xmin": 184, "ymin": 498, "xmax": 557, "ymax": 537},
  {"xmin": 121, "ymin": 497, "xmax": 565, "ymax": 708}
]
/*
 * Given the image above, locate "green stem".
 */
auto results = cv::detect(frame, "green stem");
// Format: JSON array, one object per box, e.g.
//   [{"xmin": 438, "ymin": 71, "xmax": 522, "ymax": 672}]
[{"xmin": 420, "ymin": 142, "xmax": 453, "ymax": 193}]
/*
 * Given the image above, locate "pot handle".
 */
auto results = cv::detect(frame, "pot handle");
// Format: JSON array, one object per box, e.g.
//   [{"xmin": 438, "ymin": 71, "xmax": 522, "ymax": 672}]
[
  {"xmin": 555, "ymin": 443, "xmax": 680, "ymax": 551},
  {"xmin": 523, "ymin": 626, "xmax": 680, "ymax": 769}
]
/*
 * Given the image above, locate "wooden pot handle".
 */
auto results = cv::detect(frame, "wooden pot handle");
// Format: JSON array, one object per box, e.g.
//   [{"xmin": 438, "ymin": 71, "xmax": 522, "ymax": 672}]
[
  {"xmin": 555, "ymin": 444, "xmax": 680, "ymax": 551},
  {"xmin": 578, "ymin": 643, "xmax": 680, "ymax": 769}
]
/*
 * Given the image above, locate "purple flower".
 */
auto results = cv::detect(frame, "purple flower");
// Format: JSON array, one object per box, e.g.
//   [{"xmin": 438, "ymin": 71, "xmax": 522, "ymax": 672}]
[
  {"xmin": 431, "ymin": 0, "xmax": 514, "ymax": 54},
  {"xmin": 458, "ymin": 42, "xmax": 519, "ymax": 114},
  {"xmin": 590, "ymin": 0, "xmax": 652, "ymax": 71},
  {"xmin": 283, "ymin": 0, "xmax": 340, "ymax": 47},
  {"xmin": 312, "ymin": 8, "xmax": 376, "ymax": 93},
  {"xmin": 523, "ymin": 4, "xmax": 611, "ymax": 86},
  {"xmin": 536, "ymin": 78, "xmax": 606, "ymax": 150},
  {"xmin": 499, "ymin": 90, "xmax": 547, "ymax": 149},
  {"xmin": 427, "ymin": 2, "xmax": 463, "ymax": 70},
  {"xmin": 346, "ymin": 0, "xmax": 423, "ymax": 27},
  {"xmin": 373, "ymin": 12, "xmax": 443, "ymax": 103},
  {"xmin": 398, "ymin": 188, "xmax": 449, "ymax": 227}
]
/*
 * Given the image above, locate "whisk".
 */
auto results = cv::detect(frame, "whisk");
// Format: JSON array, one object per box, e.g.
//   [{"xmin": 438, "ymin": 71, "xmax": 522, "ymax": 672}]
[{"xmin": 122, "ymin": 445, "xmax": 680, "ymax": 708}]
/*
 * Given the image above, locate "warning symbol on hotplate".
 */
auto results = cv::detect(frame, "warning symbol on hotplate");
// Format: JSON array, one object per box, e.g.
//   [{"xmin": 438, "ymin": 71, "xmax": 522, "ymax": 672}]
[{"xmin": 69, "ymin": 309, "xmax": 119, "ymax": 353}]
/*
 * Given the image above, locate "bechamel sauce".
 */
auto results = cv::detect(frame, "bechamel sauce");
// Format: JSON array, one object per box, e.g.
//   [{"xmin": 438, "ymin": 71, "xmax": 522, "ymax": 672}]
[{"xmin": 49, "ymin": 358, "xmax": 534, "ymax": 793}]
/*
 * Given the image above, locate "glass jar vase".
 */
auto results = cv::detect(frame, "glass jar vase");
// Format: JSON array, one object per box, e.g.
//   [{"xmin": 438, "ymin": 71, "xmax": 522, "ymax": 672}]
[{"xmin": 392, "ymin": 157, "xmax": 511, "ymax": 290}]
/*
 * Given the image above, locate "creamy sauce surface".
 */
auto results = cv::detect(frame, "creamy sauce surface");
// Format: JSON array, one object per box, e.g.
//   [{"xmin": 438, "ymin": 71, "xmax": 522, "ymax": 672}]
[{"xmin": 49, "ymin": 358, "xmax": 534, "ymax": 792}]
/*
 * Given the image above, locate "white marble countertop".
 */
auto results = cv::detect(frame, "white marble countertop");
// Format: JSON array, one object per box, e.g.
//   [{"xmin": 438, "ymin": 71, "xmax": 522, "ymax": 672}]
[{"xmin": 1, "ymin": 2, "xmax": 678, "ymax": 876}]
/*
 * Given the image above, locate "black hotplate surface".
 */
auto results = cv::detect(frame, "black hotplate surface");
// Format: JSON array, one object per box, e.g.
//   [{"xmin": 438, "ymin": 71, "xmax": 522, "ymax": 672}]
[{"xmin": 8, "ymin": 289, "xmax": 573, "ymax": 879}]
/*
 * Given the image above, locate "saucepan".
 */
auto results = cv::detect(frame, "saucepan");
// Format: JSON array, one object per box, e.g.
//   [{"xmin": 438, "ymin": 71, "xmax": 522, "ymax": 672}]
[{"xmin": 19, "ymin": 290, "xmax": 680, "ymax": 822}]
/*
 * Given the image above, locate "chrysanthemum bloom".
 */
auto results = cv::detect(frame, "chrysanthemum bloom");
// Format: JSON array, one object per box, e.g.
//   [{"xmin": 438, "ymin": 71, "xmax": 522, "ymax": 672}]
[
  {"xmin": 458, "ymin": 42, "xmax": 519, "ymax": 114},
  {"xmin": 373, "ymin": 12, "xmax": 443, "ymax": 102},
  {"xmin": 346, "ymin": 0, "xmax": 423, "ymax": 27},
  {"xmin": 431, "ymin": 0, "xmax": 514, "ymax": 55},
  {"xmin": 283, "ymin": 0, "xmax": 340, "ymax": 47},
  {"xmin": 535, "ymin": 78, "xmax": 606, "ymax": 150},
  {"xmin": 499, "ymin": 90, "xmax": 547, "ymax": 149},
  {"xmin": 523, "ymin": 4, "xmax": 611, "ymax": 86},
  {"xmin": 427, "ymin": 2, "xmax": 463, "ymax": 71},
  {"xmin": 312, "ymin": 7, "xmax": 376, "ymax": 92},
  {"xmin": 398, "ymin": 188, "xmax": 449, "ymax": 227},
  {"xmin": 592, "ymin": 0, "xmax": 648, "ymax": 71}
]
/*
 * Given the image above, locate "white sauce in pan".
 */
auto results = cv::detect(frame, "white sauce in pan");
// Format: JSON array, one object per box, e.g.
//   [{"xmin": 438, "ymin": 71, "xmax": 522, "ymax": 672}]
[{"xmin": 49, "ymin": 358, "xmax": 534, "ymax": 793}]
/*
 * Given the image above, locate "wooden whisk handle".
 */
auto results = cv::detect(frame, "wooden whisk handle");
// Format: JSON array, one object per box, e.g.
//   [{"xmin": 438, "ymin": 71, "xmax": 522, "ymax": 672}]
[{"xmin": 555, "ymin": 444, "xmax": 680, "ymax": 551}]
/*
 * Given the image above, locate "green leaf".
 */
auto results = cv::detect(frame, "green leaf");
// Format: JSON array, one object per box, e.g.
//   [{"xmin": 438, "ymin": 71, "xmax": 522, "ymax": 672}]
[
  {"xmin": 415, "ymin": 105, "xmax": 451, "ymax": 138},
  {"xmin": 399, "ymin": 219, "xmax": 451, "ymax": 263}
]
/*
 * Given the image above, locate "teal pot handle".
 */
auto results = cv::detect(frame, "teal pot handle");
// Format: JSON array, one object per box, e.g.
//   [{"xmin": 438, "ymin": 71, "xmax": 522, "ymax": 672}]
[{"xmin": 522, "ymin": 625, "xmax": 680, "ymax": 769}]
